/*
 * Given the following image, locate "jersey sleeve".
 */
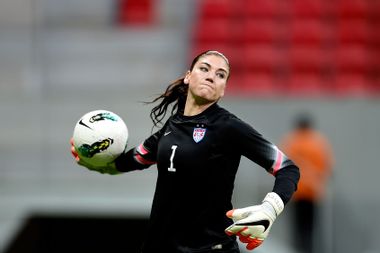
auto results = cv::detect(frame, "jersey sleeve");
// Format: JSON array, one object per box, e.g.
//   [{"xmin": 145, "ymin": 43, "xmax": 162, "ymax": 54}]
[
  {"xmin": 228, "ymin": 116, "xmax": 300, "ymax": 204},
  {"xmin": 114, "ymin": 127, "xmax": 164, "ymax": 172},
  {"xmin": 228, "ymin": 117, "xmax": 287, "ymax": 174}
]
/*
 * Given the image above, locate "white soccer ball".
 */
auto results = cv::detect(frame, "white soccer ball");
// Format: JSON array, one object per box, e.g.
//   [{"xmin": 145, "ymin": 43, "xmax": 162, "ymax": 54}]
[{"xmin": 72, "ymin": 110, "xmax": 128, "ymax": 167}]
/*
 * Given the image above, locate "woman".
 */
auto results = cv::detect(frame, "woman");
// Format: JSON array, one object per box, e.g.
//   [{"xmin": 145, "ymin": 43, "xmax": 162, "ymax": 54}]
[{"xmin": 71, "ymin": 50, "xmax": 300, "ymax": 252}]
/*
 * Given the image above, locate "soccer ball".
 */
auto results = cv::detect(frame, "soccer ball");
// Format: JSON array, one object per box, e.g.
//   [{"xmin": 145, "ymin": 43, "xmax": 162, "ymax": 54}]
[{"xmin": 72, "ymin": 110, "xmax": 128, "ymax": 167}]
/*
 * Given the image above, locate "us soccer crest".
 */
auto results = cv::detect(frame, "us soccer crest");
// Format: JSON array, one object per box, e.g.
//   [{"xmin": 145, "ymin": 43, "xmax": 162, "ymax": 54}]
[{"xmin": 193, "ymin": 128, "xmax": 206, "ymax": 143}]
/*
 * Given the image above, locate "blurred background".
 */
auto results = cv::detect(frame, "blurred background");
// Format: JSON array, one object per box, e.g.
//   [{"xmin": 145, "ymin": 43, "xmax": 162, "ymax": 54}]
[{"xmin": 0, "ymin": 0, "xmax": 379, "ymax": 252}]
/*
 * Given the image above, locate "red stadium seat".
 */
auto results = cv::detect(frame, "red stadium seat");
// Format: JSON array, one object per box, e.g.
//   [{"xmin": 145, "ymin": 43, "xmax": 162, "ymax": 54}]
[
  {"xmin": 368, "ymin": 1, "xmax": 380, "ymax": 22},
  {"xmin": 117, "ymin": 0, "xmax": 155, "ymax": 25},
  {"xmin": 225, "ymin": 74, "xmax": 244, "ymax": 95},
  {"xmin": 285, "ymin": 73, "xmax": 326, "ymax": 96},
  {"xmin": 337, "ymin": 0, "xmax": 370, "ymax": 19},
  {"xmin": 288, "ymin": 47, "xmax": 331, "ymax": 74},
  {"xmin": 368, "ymin": 48, "xmax": 380, "ymax": 73},
  {"xmin": 198, "ymin": 0, "xmax": 239, "ymax": 20},
  {"xmin": 238, "ymin": 19, "xmax": 285, "ymax": 44},
  {"xmin": 333, "ymin": 73, "xmax": 372, "ymax": 96},
  {"xmin": 242, "ymin": 0, "xmax": 287, "ymax": 19},
  {"xmin": 288, "ymin": 0, "xmax": 327, "ymax": 19},
  {"xmin": 334, "ymin": 46, "xmax": 371, "ymax": 74},
  {"xmin": 243, "ymin": 45, "xmax": 285, "ymax": 74},
  {"xmin": 370, "ymin": 80, "xmax": 380, "ymax": 95},
  {"xmin": 289, "ymin": 20, "xmax": 333, "ymax": 46},
  {"xmin": 337, "ymin": 20, "xmax": 371, "ymax": 45},
  {"xmin": 239, "ymin": 72, "xmax": 279, "ymax": 96},
  {"xmin": 370, "ymin": 25, "xmax": 380, "ymax": 47},
  {"xmin": 193, "ymin": 19, "xmax": 236, "ymax": 44}
]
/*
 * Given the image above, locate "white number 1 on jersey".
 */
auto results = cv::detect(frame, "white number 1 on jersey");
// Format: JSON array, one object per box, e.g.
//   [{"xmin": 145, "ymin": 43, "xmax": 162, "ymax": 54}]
[{"xmin": 168, "ymin": 145, "xmax": 177, "ymax": 172}]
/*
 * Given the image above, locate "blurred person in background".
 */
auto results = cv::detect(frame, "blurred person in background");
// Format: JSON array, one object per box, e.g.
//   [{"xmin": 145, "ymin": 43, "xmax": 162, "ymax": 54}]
[
  {"xmin": 71, "ymin": 50, "xmax": 300, "ymax": 253},
  {"xmin": 280, "ymin": 113, "xmax": 334, "ymax": 253}
]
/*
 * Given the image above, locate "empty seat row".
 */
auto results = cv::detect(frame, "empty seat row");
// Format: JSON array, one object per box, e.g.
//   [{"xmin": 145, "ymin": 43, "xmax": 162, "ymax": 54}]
[
  {"xmin": 191, "ymin": 0, "xmax": 379, "ymax": 97},
  {"xmin": 193, "ymin": 18, "xmax": 377, "ymax": 46},
  {"xmin": 198, "ymin": 0, "xmax": 377, "ymax": 21},
  {"xmin": 226, "ymin": 72, "xmax": 378, "ymax": 97}
]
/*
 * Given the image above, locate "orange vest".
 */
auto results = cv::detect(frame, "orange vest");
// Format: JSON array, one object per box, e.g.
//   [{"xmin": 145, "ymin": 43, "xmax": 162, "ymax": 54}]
[{"xmin": 280, "ymin": 129, "xmax": 334, "ymax": 202}]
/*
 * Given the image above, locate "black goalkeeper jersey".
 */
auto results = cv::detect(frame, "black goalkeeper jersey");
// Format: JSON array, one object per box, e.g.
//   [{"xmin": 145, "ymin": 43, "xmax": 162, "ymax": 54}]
[{"xmin": 116, "ymin": 103, "xmax": 299, "ymax": 253}]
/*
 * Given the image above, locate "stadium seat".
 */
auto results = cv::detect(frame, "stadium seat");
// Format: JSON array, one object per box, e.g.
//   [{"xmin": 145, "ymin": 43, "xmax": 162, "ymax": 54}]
[
  {"xmin": 290, "ymin": 0, "xmax": 331, "ymax": 19},
  {"xmin": 333, "ymin": 73, "xmax": 372, "ymax": 96},
  {"xmin": 198, "ymin": 0, "xmax": 239, "ymax": 20},
  {"xmin": 337, "ymin": 20, "xmax": 371, "ymax": 45},
  {"xmin": 238, "ymin": 72, "xmax": 279, "ymax": 96},
  {"xmin": 241, "ymin": 0, "xmax": 287, "ymax": 19},
  {"xmin": 288, "ymin": 47, "xmax": 331, "ymax": 74},
  {"xmin": 225, "ymin": 73, "xmax": 244, "ymax": 95},
  {"xmin": 337, "ymin": 0, "xmax": 370, "ymax": 19},
  {"xmin": 370, "ymin": 80, "xmax": 380, "ymax": 95},
  {"xmin": 368, "ymin": 0, "xmax": 380, "ymax": 22},
  {"xmin": 289, "ymin": 20, "xmax": 333, "ymax": 46},
  {"xmin": 243, "ymin": 45, "xmax": 285, "ymax": 74},
  {"xmin": 193, "ymin": 19, "xmax": 236, "ymax": 44},
  {"xmin": 117, "ymin": 0, "xmax": 155, "ymax": 25},
  {"xmin": 238, "ymin": 19, "xmax": 285, "ymax": 45},
  {"xmin": 285, "ymin": 73, "xmax": 326, "ymax": 96},
  {"xmin": 334, "ymin": 46, "xmax": 370, "ymax": 74}
]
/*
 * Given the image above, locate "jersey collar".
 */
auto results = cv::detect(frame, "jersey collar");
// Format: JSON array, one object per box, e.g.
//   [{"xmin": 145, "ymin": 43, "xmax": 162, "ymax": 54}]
[{"xmin": 173, "ymin": 103, "xmax": 220, "ymax": 124}]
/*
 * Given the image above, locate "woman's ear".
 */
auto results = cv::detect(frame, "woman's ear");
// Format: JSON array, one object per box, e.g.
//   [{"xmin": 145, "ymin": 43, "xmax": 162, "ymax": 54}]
[{"xmin": 184, "ymin": 70, "xmax": 191, "ymax": 84}]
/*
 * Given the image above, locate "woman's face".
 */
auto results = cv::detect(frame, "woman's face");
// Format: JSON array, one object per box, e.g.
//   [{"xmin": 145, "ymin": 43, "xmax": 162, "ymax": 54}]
[{"xmin": 184, "ymin": 54, "xmax": 230, "ymax": 104}]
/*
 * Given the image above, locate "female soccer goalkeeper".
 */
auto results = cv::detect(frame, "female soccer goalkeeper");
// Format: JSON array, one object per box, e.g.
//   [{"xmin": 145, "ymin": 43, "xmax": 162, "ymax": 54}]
[{"xmin": 71, "ymin": 50, "xmax": 300, "ymax": 253}]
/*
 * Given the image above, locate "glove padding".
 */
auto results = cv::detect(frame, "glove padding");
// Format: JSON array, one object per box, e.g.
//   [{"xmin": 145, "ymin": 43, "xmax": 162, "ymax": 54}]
[
  {"xmin": 70, "ymin": 138, "xmax": 120, "ymax": 175},
  {"xmin": 225, "ymin": 192, "xmax": 284, "ymax": 250}
]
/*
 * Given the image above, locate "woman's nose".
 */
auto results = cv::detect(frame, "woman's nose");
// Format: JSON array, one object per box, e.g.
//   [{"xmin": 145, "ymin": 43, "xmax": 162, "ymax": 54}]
[{"xmin": 205, "ymin": 77, "xmax": 214, "ymax": 83}]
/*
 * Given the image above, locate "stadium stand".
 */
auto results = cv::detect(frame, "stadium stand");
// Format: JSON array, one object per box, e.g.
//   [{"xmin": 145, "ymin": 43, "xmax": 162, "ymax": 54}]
[
  {"xmin": 190, "ymin": 0, "xmax": 379, "ymax": 97},
  {"xmin": 117, "ymin": 0, "xmax": 156, "ymax": 25}
]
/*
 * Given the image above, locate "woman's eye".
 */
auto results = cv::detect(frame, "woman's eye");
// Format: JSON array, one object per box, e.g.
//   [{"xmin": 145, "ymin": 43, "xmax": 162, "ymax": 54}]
[
  {"xmin": 217, "ymin": 73, "xmax": 225, "ymax": 79},
  {"xmin": 200, "ymin": 67, "xmax": 208, "ymax": 72}
]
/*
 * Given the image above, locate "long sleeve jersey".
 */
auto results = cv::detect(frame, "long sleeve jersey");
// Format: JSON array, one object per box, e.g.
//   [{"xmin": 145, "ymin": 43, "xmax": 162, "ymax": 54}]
[{"xmin": 115, "ymin": 103, "xmax": 300, "ymax": 253}]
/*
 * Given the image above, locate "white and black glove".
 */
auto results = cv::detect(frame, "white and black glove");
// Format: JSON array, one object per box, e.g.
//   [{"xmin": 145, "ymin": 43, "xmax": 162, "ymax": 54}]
[
  {"xmin": 70, "ymin": 138, "xmax": 120, "ymax": 175},
  {"xmin": 225, "ymin": 192, "xmax": 284, "ymax": 250}
]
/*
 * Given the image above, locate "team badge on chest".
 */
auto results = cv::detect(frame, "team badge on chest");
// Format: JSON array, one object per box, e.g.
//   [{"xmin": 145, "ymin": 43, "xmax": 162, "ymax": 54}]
[{"xmin": 193, "ymin": 128, "xmax": 206, "ymax": 143}]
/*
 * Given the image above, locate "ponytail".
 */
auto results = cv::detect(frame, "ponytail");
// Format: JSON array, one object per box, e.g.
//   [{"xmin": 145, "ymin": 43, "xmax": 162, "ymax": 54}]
[{"xmin": 147, "ymin": 77, "xmax": 188, "ymax": 127}]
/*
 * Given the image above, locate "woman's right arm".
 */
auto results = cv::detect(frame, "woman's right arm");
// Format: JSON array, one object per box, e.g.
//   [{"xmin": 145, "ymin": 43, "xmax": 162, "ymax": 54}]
[
  {"xmin": 115, "ymin": 134, "xmax": 159, "ymax": 172},
  {"xmin": 115, "ymin": 123, "xmax": 166, "ymax": 172}
]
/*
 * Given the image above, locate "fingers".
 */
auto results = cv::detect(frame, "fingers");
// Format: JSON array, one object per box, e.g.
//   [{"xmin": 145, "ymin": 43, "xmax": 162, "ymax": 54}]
[
  {"xmin": 225, "ymin": 223, "xmax": 245, "ymax": 235},
  {"xmin": 70, "ymin": 137, "xmax": 119, "ymax": 175},
  {"xmin": 225, "ymin": 224, "xmax": 252, "ymax": 238},
  {"xmin": 246, "ymin": 238, "xmax": 263, "ymax": 250},
  {"xmin": 225, "ymin": 225, "xmax": 263, "ymax": 250},
  {"xmin": 225, "ymin": 209, "xmax": 246, "ymax": 235},
  {"xmin": 225, "ymin": 204, "xmax": 272, "ymax": 251},
  {"xmin": 70, "ymin": 138, "xmax": 80, "ymax": 162},
  {"xmin": 226, "ymin": 209, "xmax": 235, "ymax": 218},
  {"xmin": 226, "ymin": 207, "xmax": 253, "ymax": 221},
  {"xmin": 236, "ymin": 228, "xmax": 251, "ymax": 243}
]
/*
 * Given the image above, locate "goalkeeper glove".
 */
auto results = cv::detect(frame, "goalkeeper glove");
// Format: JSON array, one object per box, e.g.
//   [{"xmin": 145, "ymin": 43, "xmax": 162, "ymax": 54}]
[
  {"xmin": 225, "ymin": 192, "xmax": 284, "ymax": 250},
  {"xmin": 70, "ymin": 138, "xmax": 120, "ymax": 175}
]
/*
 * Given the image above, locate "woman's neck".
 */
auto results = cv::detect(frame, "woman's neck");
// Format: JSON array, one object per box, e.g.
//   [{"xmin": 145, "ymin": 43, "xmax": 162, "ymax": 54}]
[{"xmin": 183, "ymin": 96, "xmax": 215, "ymax": 116}]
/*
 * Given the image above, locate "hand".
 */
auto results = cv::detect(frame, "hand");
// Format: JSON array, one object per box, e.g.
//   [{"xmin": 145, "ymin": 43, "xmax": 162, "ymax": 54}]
[
  {"xmin": 225, "ymin": 192, "xmax": 284, "ymax": 250},
  {"xmin": 70, "ymin": 138, "xmax": 120, "ymax": 175}
]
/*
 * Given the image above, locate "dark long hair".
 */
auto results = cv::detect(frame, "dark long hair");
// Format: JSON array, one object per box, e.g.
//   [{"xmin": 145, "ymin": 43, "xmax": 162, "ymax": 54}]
[{"xmin": 147, "ymin": 50, "xmax": 230, "ymax": 128}]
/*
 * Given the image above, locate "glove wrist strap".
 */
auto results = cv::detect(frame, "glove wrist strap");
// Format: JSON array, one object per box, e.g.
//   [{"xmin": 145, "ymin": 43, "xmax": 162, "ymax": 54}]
[{"xmin": 263, "ymin": 192, "xmax": 284, "ymax": 216}]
